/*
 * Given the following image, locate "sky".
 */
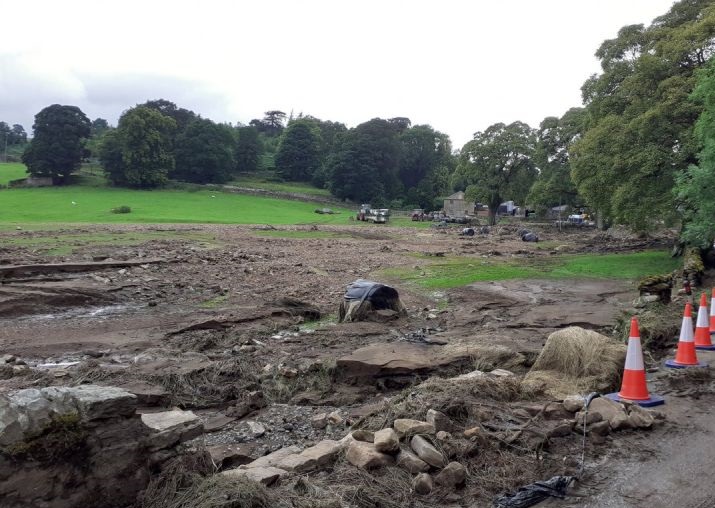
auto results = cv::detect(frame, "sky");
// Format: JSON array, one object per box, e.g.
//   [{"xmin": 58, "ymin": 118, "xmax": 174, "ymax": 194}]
[{"xmin": 0, "ymin": 0, "xmax": 676, "ymax": 147}]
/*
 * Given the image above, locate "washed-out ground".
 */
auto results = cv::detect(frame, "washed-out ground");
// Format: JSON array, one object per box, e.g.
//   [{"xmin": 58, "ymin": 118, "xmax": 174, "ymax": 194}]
[{"xmin": 1, "ymin": 221, "xmax": 712, "ymax": 506}]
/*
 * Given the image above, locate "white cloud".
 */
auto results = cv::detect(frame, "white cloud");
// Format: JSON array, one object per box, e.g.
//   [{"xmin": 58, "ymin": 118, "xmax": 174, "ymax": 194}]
[{"xmin": 0, "ymin": 0, "xmax": 675, "ymax": 145}]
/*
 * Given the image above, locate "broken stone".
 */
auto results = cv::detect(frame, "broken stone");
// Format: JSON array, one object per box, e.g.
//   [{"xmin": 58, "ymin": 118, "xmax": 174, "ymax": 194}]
[
  {"xmin": 345, "ymin": 441, "xmax": 395, "ymax": 469},
  {"xmin": 426, "ymin": 409, "xmax": 453, "ymax": 432},
  {"xmin": 374, "ymin": 428, "xmax": 400, "ymax": 454},
  {"xmin": 436, "ymin": 431, "xmax": 451, "ymax": 441},
  {"xmin": 244, "ymin": 445, "xmax": 302, "ymax": 469},
  {"xmin": 393, "ymin": 418, "xmax": 435, "ymax": 437},
  {"xmin": 221, "ymin": 466, "xmax": 287, "ymax": 486},
  {"xmin": 413, "ymin": 473, "xmax": 433, "ymax": 495},
  {"xmin": 396, "ymin": 448, "xmax": 430, "ymax": 473},
  {"xmin": 327, "ymin": 410, "xmax": 343, "ymax": 425},
  {"xmin": 247, "ymin": 421, "xmax": 266, "ymax": 437},
  {"xmin": 627, "ymin": 405, "xmax": 655, "ymax": 429},
  {"xmin": 0, "ymin": 354, "xmax": 16, "ymax": 364},
  {"xmin": 247, "ymin": 390, "xmax": 266, "ymax": 409},
  {"xmin": 208, "ymin": 443, "xmax": 258, "ymax": 469},
  {"xmin": 588, "ymin": 397, "xmax": 630, "ymax": 430},
  {"xmin": 410, "ymin": 435, "xmax": 445, "ymax": 468},
  {"xmin": 351, "ymin": 429, "xmax": 374, "ymax": 442},
  {"xmin": 225, "ymin": 402, "xmax": 250, "ymax": 418},
  {"xmin": 119, "ymin": 382, "xmax": 170, "ymax": 407},
  {"xmin": 141, "ymin": 409, "xmax": 203, "ymax": 450},
  {"xmin": 311, "ymin": 412, "xmax": 328, "ymax": 429},
  {"xmin": 277, "ymin": 439, "xmax": 343, "ymax": 473},
  {"xmin": 587, "ymin": 421, "xmax": 611, "ymax": 436},
  {"xmin": 575, "ymin": 410, "xmax": 602, "ymax": 426},
  {"xmin": 547, "ymin": 420, "xmax": 575, "ymax": 438},
  {"xmin": 204, "ymin": 414, "xmax": 236, "ymax": 433},
  {"xmin": 562, "ymin": 395, "xmax": 585, "ymax": 413},
  {"xmin": 435, "ymin": 461, "xmax": 467, "ymax": 488},
  {"xmin": 463, "ymin": 427, "xmax": 482, "ymax": 439}
]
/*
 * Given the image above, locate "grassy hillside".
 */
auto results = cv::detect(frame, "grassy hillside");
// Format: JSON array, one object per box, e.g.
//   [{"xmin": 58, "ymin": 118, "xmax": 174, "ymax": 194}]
[
  {"xmin": 0, "ymin": 163, "xmax": 28, "ymax": 186},
  {"xmin": 229, "ymin": 172, "xmax": 331, "ymax": 197}
]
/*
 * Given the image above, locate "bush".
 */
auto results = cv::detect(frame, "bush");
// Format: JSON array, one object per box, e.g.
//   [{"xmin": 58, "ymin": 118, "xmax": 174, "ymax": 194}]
[{"xmin": 111, "ymin": 205, "xmax": 132, "ymax": 214}]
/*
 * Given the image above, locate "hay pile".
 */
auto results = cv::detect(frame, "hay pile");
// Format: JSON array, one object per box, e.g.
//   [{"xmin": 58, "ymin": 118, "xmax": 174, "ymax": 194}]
[{"xmin": 522, "ymin": 327, "xmax": 626, "ymax": 398}]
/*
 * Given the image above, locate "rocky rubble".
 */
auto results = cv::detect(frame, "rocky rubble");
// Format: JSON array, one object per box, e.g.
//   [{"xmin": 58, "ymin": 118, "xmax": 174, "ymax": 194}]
[{"xmin": 0, "ymin": 385, "xmax": 202, "ymax": 508}]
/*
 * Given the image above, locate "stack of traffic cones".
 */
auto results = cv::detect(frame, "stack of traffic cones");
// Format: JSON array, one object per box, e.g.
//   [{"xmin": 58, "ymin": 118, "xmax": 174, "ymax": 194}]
[
  {"xmin": 606, "ymin": 316, "xmax": 664, "ymax": 407},
  {"xmin": 695, "ymin": 292, "xmax": 715, "ymax": 350},
  {"xmin": 665, "ymin": 303, "xmax": 708, "ymax": 368}
]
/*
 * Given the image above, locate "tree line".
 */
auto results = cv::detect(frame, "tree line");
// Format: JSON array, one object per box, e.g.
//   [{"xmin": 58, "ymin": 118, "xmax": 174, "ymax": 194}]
[{"xmin": 16, "ymin": 0, "xmax": 715, "ymax": 244}]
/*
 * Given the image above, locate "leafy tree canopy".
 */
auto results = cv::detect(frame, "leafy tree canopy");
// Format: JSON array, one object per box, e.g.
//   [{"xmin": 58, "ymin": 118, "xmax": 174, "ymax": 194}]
[
  {"xmin": 174, "ymin": 119, "xmax": 235, "ymax": 184},
  {"xmin": 275, "ymin": 119, "xmax": 322, "ymax": 182},
  {"xmin": 235, "ymin": 126, "xmax": 261, "ymax": 173}
]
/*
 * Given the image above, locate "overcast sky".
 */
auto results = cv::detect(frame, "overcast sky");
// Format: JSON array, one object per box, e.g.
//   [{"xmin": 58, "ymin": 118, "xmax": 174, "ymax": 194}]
[{"xmin": 1, "ymin": 0, "xmax": 675, "ymax": 147}]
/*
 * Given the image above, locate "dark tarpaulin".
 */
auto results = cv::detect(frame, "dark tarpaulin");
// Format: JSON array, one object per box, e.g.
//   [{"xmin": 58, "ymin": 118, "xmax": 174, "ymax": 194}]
[{"xmin": 492, "ymin": 476, "xmax": 575, "ymax": 508}]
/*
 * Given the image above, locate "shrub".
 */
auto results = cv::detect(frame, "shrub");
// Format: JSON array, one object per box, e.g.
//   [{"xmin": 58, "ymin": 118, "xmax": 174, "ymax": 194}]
[{"xmin": 111, "ymin": 205, "xmax": 132, "ymax": 214}]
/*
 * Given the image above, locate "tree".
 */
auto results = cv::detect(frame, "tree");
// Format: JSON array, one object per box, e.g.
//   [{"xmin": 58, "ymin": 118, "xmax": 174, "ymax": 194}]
[
  {"xmin": 140, "ymin": 99, "xmax": 197, "ymax": 135},
  {"xmin": 100, "ymin": 106, "xmax": 176, "ymax": 188},
  {"xmin": 90, "ymin": 118, "xmax": 110, "ymax": 138},
  {"xmin": 249, "ymin": 111, "xmax": 287, "ymax": 136},
  {"xmin": 453, "ymin": 122, "xmax": 537, "ymax": 225},
  {"xmin": 174, "ymin": 119, "xmax": 235, "ymax": 184},
  {"xmin": 675, "ymin": 57, "xmax": 715, "ymax": 247},
  {"xmin": 571, "ymin": 0, "xmax": 715, "ymax": 231},
  {"xmin": 399, "ymin": 125, "xmax": 454, "ymax": 209},
  {"xmin": 527, "ymin": 108, "xmax": 586, "ymax": 213},
  {"xmin": 235, "ymin": 126, "xmax": 261, "ymax": 173},
  {"xmin": 275, "ymin": 120, "xmax": 321, "ymax": 181},
  {"xmin": 327, "ymin": 118, "xmax": 402, "ymax": 204},
  {"xmin": 21, "ymin": 104, "xmax": 91, "ymax": 184}
]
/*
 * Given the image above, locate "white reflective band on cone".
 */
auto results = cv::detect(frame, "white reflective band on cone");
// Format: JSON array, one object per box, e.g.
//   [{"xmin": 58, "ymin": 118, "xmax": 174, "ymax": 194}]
[
  {"xmin": 680, "ymin": 316, "xmax": 694, "ymax": 343},
  {"xmin": 697, "ymin": 306, "xmax": 709, "ymax": 327},
  {"xmin": 625, "ymin": 337, "xmax": 645, "ymax": 371}
]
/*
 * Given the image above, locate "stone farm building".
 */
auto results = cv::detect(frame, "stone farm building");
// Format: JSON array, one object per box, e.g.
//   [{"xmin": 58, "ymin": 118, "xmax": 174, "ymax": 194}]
[{"xmin": 443, "ymin": 191, "xmax": 472, "ymax": 218}]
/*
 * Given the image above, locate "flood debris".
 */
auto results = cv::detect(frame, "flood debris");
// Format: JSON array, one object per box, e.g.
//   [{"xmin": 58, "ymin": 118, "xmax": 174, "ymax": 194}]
[{"xmin": 338, "ymin": 279, "xmax": 406, "ymax": 323}]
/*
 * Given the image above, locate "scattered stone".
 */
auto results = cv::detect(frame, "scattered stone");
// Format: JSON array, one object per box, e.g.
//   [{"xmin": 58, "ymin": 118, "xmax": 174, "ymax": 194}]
[
  {"xmin": 588, "ymin": 397, "xmax": 630, "ymax": 430},
  {"xmin": 327, "ymin": 410, "xmax": 343, "ymax": 425},
  {"xmin": 464, "ymin": 427, "xmax": 482, "ymax": 439},
  {"xmin": 436, "ymin": 431, "xmax": 451, "ymax": 441},
  {"xmin": 435, "ymin": 461, "xmax": 467, "ymax": 488},
  {"xmin": 141, "ymin": 409, "xmax": 203, "ymax": 450},
  {"xmin": 280, "ymin": 366, "xmax": 298, "ymax": 378},
  {"xmin": 311, "ymin": 413, "xmax": 328, "ymax": 429},
  {"xmin": 245, "ymin": 445, "xmax": 303, "ymax": 469},
  {"xmin": 562, "ymin": 395, "xmax": 585, "ymax": 413},
  {"xmin": 547, "ymin": 420, "xmax": 575, "ymax": 438},
  {"xmin": 587, "ymin": 421, "xmax": 611, "ymax": 437},
  {"xmin": 394, "ymin": 418, "xmax": 435, "ymax": 437},
  {"xmin": 374, "ymin": 428, "xmax": 400, "ymax": 454},
  {"xmin": 204, "ymin": 414, "xmax": 236, "ymax": 433},
  {"xmin": 410, "ymin": 435, "xmax": 445, "ymax": 468},
  {"xmin": 575, "ymin": 410, "xmax": 603, "ymax": 426},
  {"xmin": 208, "ymin": 443, "xmax": 259, "ymax": 469},
  {"xmin": 396, "ymin": 448, "xmax": 430, "ymax": 473},
  {"xmin": 345, "ymin": 441, "xmax": 395, "ymax": 469},
  {"xmin": 351, "ymin": 429, "xmax": 374, "ymax": 442},
  {"xmin": 0, "ymin": 354, "xmax": 16, "ymax": 364},
  {"xmin": 247, "ymin": 421, "xmax": 266, "ymax": 437},
  {"xmin": 277, "ymin": 439, "xmax": 343, "ymax": 473},
  {"xmin": 426, "ymin": 409, "xmax": 453, "ymax": 432},
  {"xmin": 627, "ymin": 405, "xmax": 655, "ymax": 429},
  {"xmin": 489, "ymin": 369, "xmax": 515, "ymax": 377},
  {"xmin": 225, "ymin": 402, "xmax": 250, "ymax": 419},
  {"xmin": 413, "ymin": 473, "xmax": 434, "ymax": 495},
  {"xmin": 247, "ymin": 390, "xmax": 266, "ymax": 409},
  {"xmin": 119, "ymin": 382, "xmax": 170, "ymax": 407},
  {"xmin": 221, "ymin": 466, "xmax": 287, "ymax": 486}
]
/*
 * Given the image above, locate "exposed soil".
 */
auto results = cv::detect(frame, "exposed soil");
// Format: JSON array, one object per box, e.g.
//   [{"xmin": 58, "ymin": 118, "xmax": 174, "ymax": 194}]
[{"xmin": 2, "ymin": 221, "xmax": 710, "ymax": 507}]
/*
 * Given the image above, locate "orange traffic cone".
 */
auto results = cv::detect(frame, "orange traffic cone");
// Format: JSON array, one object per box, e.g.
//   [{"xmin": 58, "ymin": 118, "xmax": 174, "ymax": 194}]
[
  {"xmin": 710, "ymin": 288, "xmax": 715, "ymax": 339},
  {"xmin": 606, "ymin": 317, "xmax": 664, "ymax": 407},
  {"xmin": 695, "ymin": 293, "xmax": 715, "ymax": 350},
  {"xmin": 665, "ymin": 303, "xmax": 707, "ymax": 368}
]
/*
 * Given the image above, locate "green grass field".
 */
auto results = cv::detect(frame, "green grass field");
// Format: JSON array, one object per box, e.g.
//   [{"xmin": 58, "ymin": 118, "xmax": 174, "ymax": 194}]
[
  {"xmin": 383, "ymin": 250, "xmax": 681, "ymax": 288},
  {"xmin": 229, "ymin": 172, "xmax": 332, "ymax": 197},
  {"xmin": 0, "ymin": 163, "xmax": 28, "ymax": 186}
]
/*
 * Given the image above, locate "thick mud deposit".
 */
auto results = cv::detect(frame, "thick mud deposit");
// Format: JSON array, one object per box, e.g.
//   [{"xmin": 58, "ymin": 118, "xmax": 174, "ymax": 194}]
[{"xmin": 1, "ymin": 222, "xmax": 710, "ymax": 507}]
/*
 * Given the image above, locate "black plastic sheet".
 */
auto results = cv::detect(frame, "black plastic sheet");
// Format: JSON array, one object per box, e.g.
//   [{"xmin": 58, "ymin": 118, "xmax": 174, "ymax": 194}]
[{"xmin": 493, "ymin": 476, "xmax": 576, "ymax": 508}]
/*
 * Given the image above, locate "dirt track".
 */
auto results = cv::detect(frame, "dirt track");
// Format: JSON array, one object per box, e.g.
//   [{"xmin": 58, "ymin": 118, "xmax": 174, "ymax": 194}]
[{"xmin": 3, "ymin": 221, "xmax": 712, "ymax": 506}]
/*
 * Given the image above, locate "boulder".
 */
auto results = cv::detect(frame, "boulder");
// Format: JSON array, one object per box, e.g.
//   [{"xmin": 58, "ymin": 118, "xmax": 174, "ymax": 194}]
[
  {"xmin": 413, "ymin": 473, "xmax": 433, "ymax": 495},
  {"xmin": 140, "ymin": 409, "xmax": 203, "ymax": 451},
  {"xmin": 587, "ymin": 421, "xmax": 611, "ymax": 436},
  {"xmin": 562, "ymin": 396, "xmax": 585, "ymax": 413},
  {"xmin": 410, "ymin": 435, "xmax": 445, "ymax": 468},
  {"xmin": 435, "ymin": 461, "xmax": 467, "ymax": 488},
  {"xmin": 311, "ymin": 413, "xmax": 329, "ymax": 429},
  {"xmin": 118, "ymin": 382, "xmax": 170, "ymax": 407},
  {"xmin": 208, "ymin": 443, "xmax": 259, "ymax": 469},
  {"xmin": 627, "ymin": 405, "xmax": 655, "ymax": 429},
  {"xmin": 244, "ymin": 445, "xmax": 303, "ymax": 469},
  {"xmin": 351, "ymin": 429, "xmax": 375, "ymax": 442},
  {"xmin": 221, "ymin": 466, "xmax": 287, "ymax": 486},
  {"xmin": 575, "ymin": 410, "xmax": 602, "ymax": 427},
  {"xmin": 277, "ymin": 440, "xmax": 342, "ymax": 473},
  {"xmin": 327, "ymin": 410, "xmax": 343, "ymax": 425},
  {"xmin": 426, "ymin": 409, "xmax": 453, "ymax": 432},
  {"xmin": 247, "ymin": 421, "xmax": 266, "ymax": 437},
  {"xmin": 588, "ymin": 397, "xmax": 630, "ymax": 430},
  {"xmin": 547, "ymin": 420, "xmax": 574, "ymax": 438},
  {"xmin": 396, "ymin": 448, "xmax": 429, "ymax": 473},
  {"xmin": 345, "ymin": 441, "xmax": 394, "ymax": 469},
  {"xmin": 374, "ymin": 428, "xmax": 400, "ymax": 454},
  {"xmin": 394, "ymin": 419, "xmax": 435, "ymax": 437}
]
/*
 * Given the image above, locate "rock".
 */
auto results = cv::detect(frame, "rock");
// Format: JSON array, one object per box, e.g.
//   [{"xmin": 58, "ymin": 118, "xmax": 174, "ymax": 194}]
[
  {"xmin": 587, "ymin": 421, "xmax": 611, "ymax": 436},
  {"xmin": 119, "ymin": 382, "xmax": 170, "ymax": 407},
  {"xmin": 204, "ymin": 414, "xmax": 236, "ymax": 432},
  {"xmin": 627, "ymin": 405, "xmax": 655, "ymax": 429},
  {"xmin": 562, "ymin": 396, "xmax": 585, "ymax": 413},
  {"xmin": 454, "ymin": 369, "xmax": 486, "ymax": 381},
  {"xmin": 345, "ymin": 441, "xmax": 395, "ymax": 469},
  {"xmin": 410, "ymin": 435, "xmax": 445, "ymax": 468},
  {"xmin": 277, "ymin": 439, "xmax": 342, "ymax": 473},
  {"xmin": 435, "ymin": 461, "xmax": 467, "ymax": 488},
  {"xmin": 588, "ymin": 397, "xmax": 630, "ymax": 430},
  {"xmin": 436, "ymin": 431, "xmax": 451, "ymax": 441},
  {"xmin": 280, "ymin": 366, "xmax": 298, "ymax": 378},
  {"xmin": 225, "ymin": 402, "xmax": 250, "ymax": 418},
  {"xmin": 0, "ymin": 354, "xmax": 16, "ymax": 364},
  {"xmin": 51, "ymin": 385, "xmax": 137, "ymax": 420},
  {"xmin": 245, "ymin": 445, "xmax": 303, "ymax": 469},
  {"xmin": 311, "ymin": 412, "xmax": 328, "ymax": 429},
  {"xmin": 413, "ymin": 473, "xmax": 434, "ymax": 495},
  {"xmin": 463, "ymin": 427, "xmax": 482, "ymax": 439},
  {"xmin": 208, "ymin": 443, "xmax": 259, "ymax": 469},
  {"xmin": 247, "ymin": 390, "xmax": 266, "ymax": 409},
  {"xmin": 489, "ymin": 369, "xmax": 514, "ymax": 377},
  {"xmin": 247, "ymin": 421, "xmax": 266, "ymax": 437},
  {"xmin": 141, "ymin": 409, "xmax": 203, "ymax": 450},
  {"xmin": 222, "ymin": 466, "xmax": 287, "ymax": 486},
  {"xmin": 327, "ymin": 410, "xmax": 343, "ymax": 425},
  {"xmin": 393, "ymin": 419, "xmax": 435, "ymax": 437},
  {"xmin": 396, "ymin": 448, "xmax": 429, "ymax": 473},
  {"xmin": 374, "ymin": 428, "xmax": 400, "ymax": 454},
  {"xmin": 575, "ymin": 410, "xmax": 602, "ymax": 426},
  {"xmin": 426, "ymin": 409, "xmax": 453, "ymax": 432},
  {"xmin": 547, "ymin": 420, "xmax": 574, "ymax": 438},
  {"xmin": 351, "ymin": 429, "xmax": 374, "ymax": 442}
]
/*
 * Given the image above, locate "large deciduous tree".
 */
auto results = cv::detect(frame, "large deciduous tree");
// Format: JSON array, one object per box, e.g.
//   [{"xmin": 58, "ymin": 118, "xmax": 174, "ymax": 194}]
[
  {"xmin": 174, "ymin": 119, "xmax": 235, "ymax": 184},
  {"xmin": 235, "ymin": 126, "xmax": 261, "ymax": 173},
  {"xmin": 399, "ymin": 125, "xmax": 454, "ymax": 209},
  {"xmin": 454, "ymin": 121, "xmax": 537, "ymax": 225},
  {"xmin": 100, "ymin": 106, "xmax": 176, "ymax": 188},
  {"xmin": 21, "ymin": 104, "xmax": 91, "ymax": 184},
  {"xmin": 275, "ymin": 120, "xmax": 321, "ymax": 182},
  {"xmin": 571, "ymin": 0, "xmax": 715, "ymax": 231}
]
